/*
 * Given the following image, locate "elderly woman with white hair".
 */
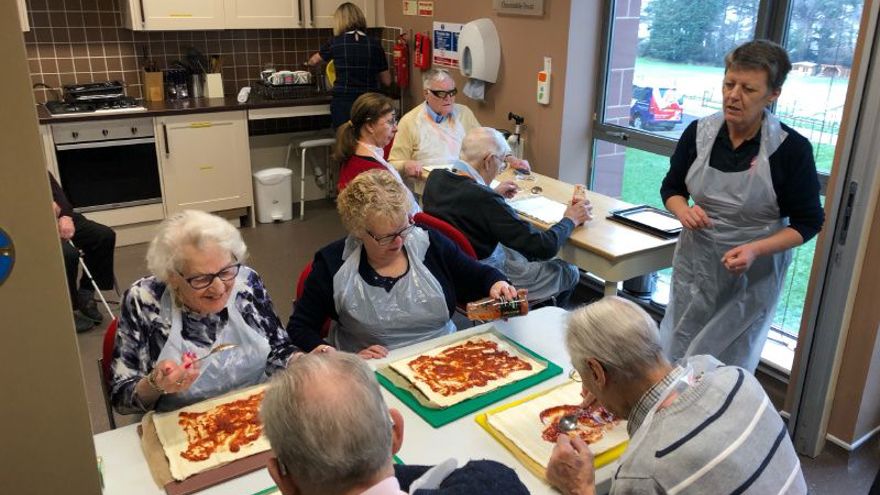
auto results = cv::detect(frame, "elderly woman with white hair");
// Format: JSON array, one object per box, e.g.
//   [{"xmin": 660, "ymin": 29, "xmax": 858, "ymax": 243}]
[
  {"xmin": 287, "ymin": 169, "xmax": 516, "ymax": 359},
  {"xmin": 110, "ymin": 210, "xmax": 301, "ymax": 414},
  {"xmin": 546, "ymin": 296, "xmax": 806, "ymax": 495}
]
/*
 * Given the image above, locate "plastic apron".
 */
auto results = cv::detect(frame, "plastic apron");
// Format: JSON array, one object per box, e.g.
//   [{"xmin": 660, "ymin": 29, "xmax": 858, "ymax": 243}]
[
  {"xmin": 330, "ymin": 227, "xmax": 456, "ymax": 352},
  {"xmin": 415, "ymin": 106, "xmax": 466, "ymax": 165},
  {"xmin": 155, "ymin": 270, "xmax": 272, "ymax": 412},
  {"xmin": 358, "ymin": 141, "xmax": 421, "ymax": 213},
  {"xmin": 450, "ymin": 161, "xmax": 579, "ymax": 301},
  {"xmin": 660, "ymin": 110, "xmax": 792, "ymax": 372}
]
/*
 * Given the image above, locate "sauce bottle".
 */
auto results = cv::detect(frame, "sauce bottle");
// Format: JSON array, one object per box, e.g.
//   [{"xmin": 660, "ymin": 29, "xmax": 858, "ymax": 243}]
[
  {"xmin": 571, "ymin": 184, "xmax": 587, "ymax": 205},
  {"xmin": 466, "ymin": 288, "xmax": 529, "ymax": 321}
]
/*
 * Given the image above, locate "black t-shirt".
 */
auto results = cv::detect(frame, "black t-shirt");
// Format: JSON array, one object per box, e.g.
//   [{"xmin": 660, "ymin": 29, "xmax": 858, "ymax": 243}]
[{"xmin": 319, "ymin": 32, "xmax": 388, "ymax": 95}]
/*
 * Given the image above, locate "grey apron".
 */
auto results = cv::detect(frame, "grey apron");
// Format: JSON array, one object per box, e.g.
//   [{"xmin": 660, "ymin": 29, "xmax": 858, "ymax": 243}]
[
  {"xmin": 660, "ymin": 110, "xmax": 792, "ymax": 372},
  {"xmin": 155, "ymin": 270, "xmax": 271, "ymax": 412},
  {"xmin": 453, "ymin": 160, "xmax": 579, "ymax": 302},
  {"xmin": 330, "ymin": 227, "xmax": 456, "ymax": 352}
]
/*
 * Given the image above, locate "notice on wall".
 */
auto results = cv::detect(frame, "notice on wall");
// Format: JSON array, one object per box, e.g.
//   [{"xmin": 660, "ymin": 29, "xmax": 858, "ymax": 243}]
[
  {"xmin": 418, "ymin": 1, "xmax": 434, "ymax": 16},
  {"xmin": 492, "ymin": 0, "xmax": 544, "ymax": 16},
  {"xmin": 432, "ymin": 22, "xmax": 463, "ymax": 68},
  {"xmin": 403, "ymin": 0, "xmax": 417, "ymax": 15}
]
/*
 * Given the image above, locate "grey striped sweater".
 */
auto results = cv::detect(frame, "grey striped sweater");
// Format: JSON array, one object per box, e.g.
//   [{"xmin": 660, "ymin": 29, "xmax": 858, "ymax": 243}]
[{"xmin": 612, "ymin": 355, "xmax": 806, "ymax": 494}]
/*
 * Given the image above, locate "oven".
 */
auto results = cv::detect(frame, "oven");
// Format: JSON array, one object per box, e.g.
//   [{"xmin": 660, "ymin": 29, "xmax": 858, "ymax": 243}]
[{"xmin": 52, "ymin": 117, "xmax": 162, "ymax": 212}]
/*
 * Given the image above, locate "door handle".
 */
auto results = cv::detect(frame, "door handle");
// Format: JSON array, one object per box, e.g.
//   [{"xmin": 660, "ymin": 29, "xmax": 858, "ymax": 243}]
[
  {"xmin": 297, "ymin": 0, "xmax": 304, "ymax": 26},
  {"xmin": 309, "ymin": 0, "xmax": 315, "ymax": 27},
  {"xmin": 162, "ymin": 123, "xmax": 170, "ymax": 155}
]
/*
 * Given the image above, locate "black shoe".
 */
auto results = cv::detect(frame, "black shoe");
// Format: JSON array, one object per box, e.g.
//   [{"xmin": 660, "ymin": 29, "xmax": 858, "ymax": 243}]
[
  {"xmin": 78, "ymin": 288, "xmax": 103, "ymax": 323},
  {"xmin": 74, "ymin": 311, "xmax": 96, "ymax": 333}
]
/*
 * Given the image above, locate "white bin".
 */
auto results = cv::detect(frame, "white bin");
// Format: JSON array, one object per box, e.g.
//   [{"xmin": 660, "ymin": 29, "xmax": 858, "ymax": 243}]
[{"xmin": 253, "ymin": 167, "xmax": 293, "ymax": 223}]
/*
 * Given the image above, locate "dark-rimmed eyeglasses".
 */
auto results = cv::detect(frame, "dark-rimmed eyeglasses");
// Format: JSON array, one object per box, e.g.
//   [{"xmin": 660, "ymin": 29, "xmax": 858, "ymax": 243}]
[
  {"xmin": 428, "ymin": 88, "xmax": 458, "ymax": 99},
  {"xmin": 367, "ymin": 219, "xmax": 415, "ymax": 246},
  {"xmin": 178, "ymin": 261, "xmax": 241, "ymax": 289}
]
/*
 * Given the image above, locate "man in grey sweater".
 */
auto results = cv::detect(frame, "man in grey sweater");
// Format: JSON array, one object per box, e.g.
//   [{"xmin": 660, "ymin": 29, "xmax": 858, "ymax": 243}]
[{"xmin": 547, "ymin": 297, "xmax": 806, "ymax": 494}]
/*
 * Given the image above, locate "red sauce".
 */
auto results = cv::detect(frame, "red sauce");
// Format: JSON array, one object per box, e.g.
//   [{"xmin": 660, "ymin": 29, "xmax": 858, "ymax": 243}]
[
  {"xmin": 538, "ymin": 403, "xmax": 619, "ymax": 444},
  {"xmin": 177, "ymin": 391, "xmax": 265, "ymax": 462},
  {"xmin": 407, "ymin": 339, "xmax": 533, "ymax": 397}
]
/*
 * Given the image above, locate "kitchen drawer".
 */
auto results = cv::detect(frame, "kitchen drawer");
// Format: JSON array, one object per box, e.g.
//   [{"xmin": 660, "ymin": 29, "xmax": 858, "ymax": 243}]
[{"xmin": 51, "ymin": 117, "xmax": 154, "ymax": 144}]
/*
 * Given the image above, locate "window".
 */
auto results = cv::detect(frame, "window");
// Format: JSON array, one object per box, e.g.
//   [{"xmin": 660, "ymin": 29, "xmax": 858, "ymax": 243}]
[{"xmin": 590, "ymin": 0, "xmax": 865, "ymax": 343}]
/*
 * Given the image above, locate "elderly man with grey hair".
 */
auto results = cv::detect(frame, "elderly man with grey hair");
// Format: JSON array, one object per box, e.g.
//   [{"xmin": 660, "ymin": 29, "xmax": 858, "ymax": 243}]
[
  {"xmin": 546, "ymin": 296, "xmax": 806, "ymax": 495},
  {"xmin": 388, "ymin": 68, "xmax": 529, "ymax": 179},
  {"xmin": 261, "ymin": 352, "xmax": 529, "ymax": 495},
  {"xmin": 421, "ymin": 127, "xmax": 591, "ymax": 306}
]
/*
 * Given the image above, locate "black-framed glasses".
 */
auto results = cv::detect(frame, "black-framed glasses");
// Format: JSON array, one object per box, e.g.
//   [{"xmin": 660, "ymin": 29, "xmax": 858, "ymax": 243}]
[
  {"xmin": 428, "ymin": 88, "xmax": 458, "ymax": 99},
  {"xmin": 178, "ymin": 261, "xmax": 241, "ymax": 289},
  {"xmin": 367, "ymin": 218, "xmax": 415, "ymax": 246}
]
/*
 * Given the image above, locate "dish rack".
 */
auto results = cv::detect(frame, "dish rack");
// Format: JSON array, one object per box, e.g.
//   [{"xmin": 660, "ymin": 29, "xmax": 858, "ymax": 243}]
[{"xmin": 254, "ymin": 80, "xmax": 324, "ymax": 100}]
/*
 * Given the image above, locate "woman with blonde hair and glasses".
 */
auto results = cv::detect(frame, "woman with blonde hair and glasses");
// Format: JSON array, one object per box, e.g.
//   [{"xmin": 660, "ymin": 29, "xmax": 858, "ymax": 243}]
[
  {"xmin": 286, "ymin": 170, "xmax": 516, "ymax": 359},
  {"xmin": 110, "ymin": 210, "xmax": 302, "ymax": 413},
  {"xmin": 307, "ymin": 2, "xmax": 391, "ymax": 128}
]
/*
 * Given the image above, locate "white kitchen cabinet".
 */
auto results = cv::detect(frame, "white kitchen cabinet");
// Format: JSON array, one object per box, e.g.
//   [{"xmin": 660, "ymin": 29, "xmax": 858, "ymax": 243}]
[
  {"xmin": 224, "ymin": 0, "xmax": 303, "ymax": 29},
  {"xmin": 122, "ymin": 0, "xmax": 226, "ymax": 31},
  {"xmin": 306, "ymin": 0, "xmax": 375, "ymax": 28},
  {"xmin": 156, "ymin": 111, "xmax": 254, "ymax": 217},
  {"xmin": 18, "ymin": 0, "xmax": 29, "ymax": 31}
]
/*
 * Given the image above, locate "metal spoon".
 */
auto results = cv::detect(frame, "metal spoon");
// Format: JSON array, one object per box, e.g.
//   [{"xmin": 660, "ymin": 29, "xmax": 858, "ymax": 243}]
[
  {"xmin": 558, "ymin": 413, "xmax": 579, "ymax": 433},
  {"xmin": 184, "ymin": 343, "xmax": 238, "ymax": 368}
]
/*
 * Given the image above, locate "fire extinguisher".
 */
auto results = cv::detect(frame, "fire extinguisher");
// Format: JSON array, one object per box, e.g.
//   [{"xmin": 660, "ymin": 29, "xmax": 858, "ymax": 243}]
[
  {"xmin": 393, "ymin": 34, "xmax": 409, "ymax": 89},
  {"xmin": 414, "ymin": 32, "xmax": 431, "ymax": 70}
]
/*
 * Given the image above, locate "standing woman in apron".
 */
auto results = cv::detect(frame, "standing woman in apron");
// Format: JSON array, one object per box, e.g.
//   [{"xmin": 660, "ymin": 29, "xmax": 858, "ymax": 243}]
[
  {"xmin": 109, "ymin": 210, "xmax": 302, "ymax": 414},
  {"xmin": 659, "ymin": 40, "xmax": 824, "ymax": 373},
  {"xmin": 286, "ymin": 170, "xmax": 517, "ymax": 359},
  {"xmin": 307, "ymin": 3, "xmax": 391, "ymax": 129}
]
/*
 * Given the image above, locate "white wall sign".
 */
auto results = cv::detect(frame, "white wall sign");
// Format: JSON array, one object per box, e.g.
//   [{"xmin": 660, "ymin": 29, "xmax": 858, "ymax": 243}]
[
  {"xmin": 492, "ymin": 0, "xmax": 544, "ymax": 16},
  {"xmin": 432, "ymin": 22, "xmax": 463, "ymax": 68}
]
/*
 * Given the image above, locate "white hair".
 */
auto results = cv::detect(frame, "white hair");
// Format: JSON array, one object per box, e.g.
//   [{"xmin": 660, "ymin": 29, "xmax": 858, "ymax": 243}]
[
  {"xmin": 566, "ymin": 297, "xmax": 665, "ymax": 380},
  {"xmin": 145, "ymin": 210, "xmax": 247, "ymax": 282},
  {"xmin": 422, "ymin": 68, "xmax": 453, "ymax": 89},
  {"xmin": 261, "ymin": 352, "xmax": 392, "ymax": 492},
  {"xmin": 460, "ymin": 127, "xmax": 510, "ymax": 165}
]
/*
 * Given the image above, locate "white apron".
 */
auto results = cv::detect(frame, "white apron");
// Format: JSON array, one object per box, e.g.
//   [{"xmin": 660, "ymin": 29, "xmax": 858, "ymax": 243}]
[
  {"xmin": 660, "ymin": 111, "xmax": 792, "ymax": 372},
  {"xmin": 155, "ymin": 270, "xmax": 272, "ymax": 412},
  {"xmin": 358, "ymin": 141, "xmax": 421, "ymax": 213},
  {"xmin": 414, "ymin": 106, "xmax": 466, "ymax": 165},
  {"xmin": 330, "ymin": 227, "xmax": 456, "ymax": 352}
]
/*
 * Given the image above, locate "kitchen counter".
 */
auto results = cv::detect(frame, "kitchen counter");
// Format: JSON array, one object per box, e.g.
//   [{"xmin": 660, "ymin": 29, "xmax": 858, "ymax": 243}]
[{"xmin": 36, "ymin": 93, "xmax": 332, "ymax": 124}]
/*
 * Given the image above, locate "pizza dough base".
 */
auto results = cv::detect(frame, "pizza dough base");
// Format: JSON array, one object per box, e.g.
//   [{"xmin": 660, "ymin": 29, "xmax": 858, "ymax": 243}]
[
  {"xmin": 487, "ymin": 381, "xmax": 629, "ymax": 468},
  {"xmin": 389, "ymin": 332, "xmax": 546, "ymax": 408},
  {"xmin": 152, "ymin": 384, "xmax": 272, "ymax": 481}
]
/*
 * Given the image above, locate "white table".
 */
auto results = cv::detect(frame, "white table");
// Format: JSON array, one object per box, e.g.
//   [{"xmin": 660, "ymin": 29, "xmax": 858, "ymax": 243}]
[{"xmin": 93, "ymin": 307, "xmax": 615, "ymax": 495}]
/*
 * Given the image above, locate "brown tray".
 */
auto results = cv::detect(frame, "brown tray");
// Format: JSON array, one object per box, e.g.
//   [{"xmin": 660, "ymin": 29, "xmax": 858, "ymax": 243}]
[{"xmin": 138, "ymin": 423, "xmax": 273, "ymax": 495}]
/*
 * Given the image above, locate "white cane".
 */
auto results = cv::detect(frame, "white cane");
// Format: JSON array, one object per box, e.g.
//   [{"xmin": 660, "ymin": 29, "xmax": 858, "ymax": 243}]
[{"xmin": 67, "ymin": 240, "xmax": 115, "ymax": 319}]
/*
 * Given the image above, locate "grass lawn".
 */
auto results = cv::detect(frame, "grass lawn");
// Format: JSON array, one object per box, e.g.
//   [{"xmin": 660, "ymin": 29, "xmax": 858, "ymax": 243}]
[{"xmin": 618, "ymin": 147, "xmax": 825, "ymax": 335}]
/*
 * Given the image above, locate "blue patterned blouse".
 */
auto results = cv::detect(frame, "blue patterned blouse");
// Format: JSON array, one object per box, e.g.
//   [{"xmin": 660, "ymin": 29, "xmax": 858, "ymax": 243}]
[{"xmin": 109, "ymin": 267, "xmax": 299, "ymax": 414}]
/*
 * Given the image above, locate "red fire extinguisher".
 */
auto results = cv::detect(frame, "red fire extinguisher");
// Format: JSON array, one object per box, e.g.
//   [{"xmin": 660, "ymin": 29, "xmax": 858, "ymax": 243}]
[
  {"xmin": 393, "ymin": 34, "xmax": 409, "ymax": 89},
  {"xmin": 414, "ymin": 32, "xmax": 431, "ymax": 70}
]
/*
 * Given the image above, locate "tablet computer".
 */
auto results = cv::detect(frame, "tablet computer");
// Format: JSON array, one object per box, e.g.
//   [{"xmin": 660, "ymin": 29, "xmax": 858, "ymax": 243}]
[{"xmin": 608, "ymin": 205, "xmax": 682, "ymax": 238}]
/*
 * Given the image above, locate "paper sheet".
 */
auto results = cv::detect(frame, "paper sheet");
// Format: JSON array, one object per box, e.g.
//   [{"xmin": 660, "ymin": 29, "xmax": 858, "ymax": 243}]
[
  {"xmin": 487, "ymin": 381, "xmax": 628, "ymax": 468},
  {"xmin": 389, "ymin": 332, "xmax": 546, "ymax": 408},
  {"xmin": 509, "ymin": 196, "xmax": 567, "ymax": 225},
  {"xmin": 625, "ymin": 210, "xmax": 682, "ymax": 232},
  {"xmin": 152, "ymin": 384, "xmax": 272, "ymax": 481}
]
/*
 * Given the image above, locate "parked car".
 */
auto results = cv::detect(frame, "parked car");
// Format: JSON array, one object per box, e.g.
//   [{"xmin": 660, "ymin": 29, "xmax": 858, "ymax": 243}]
[{"xmin": 629, "ymin": 85, "xmax": 683, "ymax": 131}]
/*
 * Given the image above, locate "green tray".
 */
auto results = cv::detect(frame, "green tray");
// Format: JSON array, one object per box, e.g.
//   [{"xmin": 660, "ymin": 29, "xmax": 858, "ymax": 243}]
[{"xmin": 377, "ymin": 338, "xmax": 562, "ymax": 428}]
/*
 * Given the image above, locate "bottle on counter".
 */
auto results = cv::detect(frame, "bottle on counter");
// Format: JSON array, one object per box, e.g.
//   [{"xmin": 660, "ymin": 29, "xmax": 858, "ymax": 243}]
[
  {"xmin": 466, "ymin": 288, "xmax": 529, "ymax": 321},
  {"xmin": 571, "ymin": 184, "xmax": 587, "ymax": 205}
]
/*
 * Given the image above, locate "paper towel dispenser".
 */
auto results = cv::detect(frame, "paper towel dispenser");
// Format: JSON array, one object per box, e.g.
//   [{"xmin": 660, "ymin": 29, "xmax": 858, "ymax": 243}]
[{"xmin": 459, "ymin": 18, "xmax": 500, "ymax": 83}]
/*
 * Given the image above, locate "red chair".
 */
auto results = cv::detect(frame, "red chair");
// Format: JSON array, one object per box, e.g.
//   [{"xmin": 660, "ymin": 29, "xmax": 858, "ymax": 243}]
[
  {"xmin": 295, "ymin": 261, "xmax": 331, "ymax": 339},
  {"xmin": 97, "ymin": 317, "xmax": 119, "ymax": 429},
  {"xmin": 413, "ymin": 212, "xmax": 477, "ymax": 259}
]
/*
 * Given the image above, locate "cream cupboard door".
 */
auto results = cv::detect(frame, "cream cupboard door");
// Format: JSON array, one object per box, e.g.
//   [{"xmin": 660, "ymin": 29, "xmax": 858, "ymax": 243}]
[
  {"xmin": 17, "ymin": 0, "xmax": 29, "ymax": 31},
  {"xmin": 224, "ymin": 0, "xmax": 302, "ymax": 29},
  {"xmin": 141, "ymin": 0, "xmax": 225, "ymax": 30},
  {"xmin": 307, "ymin": 0, "xmax": 375, "ymax": 28},
  {"xmin": 157, "ymin": 111, "xmax": 254, "ymax": 215}
]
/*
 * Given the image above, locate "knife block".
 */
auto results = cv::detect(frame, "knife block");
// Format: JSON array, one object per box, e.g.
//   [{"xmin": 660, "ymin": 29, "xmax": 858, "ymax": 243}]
[
  {"xmin": 143, "ymin": 71, "xmax": 164, "ymax": 102},
  {"xmin": 205, "ymin": 73, "xmax": 224, "ymax": 99}
]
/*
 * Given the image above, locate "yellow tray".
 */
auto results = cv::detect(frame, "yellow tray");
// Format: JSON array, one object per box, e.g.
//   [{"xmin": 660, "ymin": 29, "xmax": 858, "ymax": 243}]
[{"xmin": 475, "ymin": 381, "xmax": 628, "ymax": 481}]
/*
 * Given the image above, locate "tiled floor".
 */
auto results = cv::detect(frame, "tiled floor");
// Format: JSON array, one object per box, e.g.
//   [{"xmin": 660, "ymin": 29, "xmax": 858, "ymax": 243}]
[{"xmin": 74, "ymin": 200, "xmax": 879, "ymax": 492}]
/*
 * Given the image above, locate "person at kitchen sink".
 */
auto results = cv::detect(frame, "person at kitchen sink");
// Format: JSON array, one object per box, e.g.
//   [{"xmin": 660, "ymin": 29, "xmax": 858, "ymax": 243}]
[{"xmin": 50, "ymin": 171, "xmax": 116, "ymax": 333}]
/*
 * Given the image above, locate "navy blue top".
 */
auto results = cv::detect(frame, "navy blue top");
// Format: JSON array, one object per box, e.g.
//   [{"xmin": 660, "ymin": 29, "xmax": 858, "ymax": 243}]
[
  {"xmin": 319, "ymin": 32, "xmax": 388, "ymax": 96},
  {"xmin": 660, "ymin": 120, "xmax": 824, "ymax": 242},
  {"xmin": 286, "ymin": 228, "xmax": 506, "ymax": 351}
]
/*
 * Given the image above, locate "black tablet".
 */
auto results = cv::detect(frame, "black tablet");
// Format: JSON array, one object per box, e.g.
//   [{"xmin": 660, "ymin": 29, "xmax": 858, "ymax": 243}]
[{"xmin": 608, "ymin": 205, "xmax": 682, "ymax": 239}]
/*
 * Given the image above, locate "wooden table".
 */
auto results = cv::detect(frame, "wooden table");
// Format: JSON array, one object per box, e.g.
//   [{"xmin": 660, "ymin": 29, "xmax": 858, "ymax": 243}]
[{"xmin": 416, "ymin": 168, "xmax": 678, "ymax": 296}]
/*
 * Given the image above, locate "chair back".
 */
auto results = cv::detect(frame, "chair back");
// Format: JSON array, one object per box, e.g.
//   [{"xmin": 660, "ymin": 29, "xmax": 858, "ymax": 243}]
[
  {"xmin": 414, "ymin": 212, "xmax": 477, "ymax": 259},
  {"xmin": 295, "ymin": 261, "xmax": 331, "ymax": 339},
  {"xmin": 101, "ymin": 317, "xmax": 119, "ymax": 382}
]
